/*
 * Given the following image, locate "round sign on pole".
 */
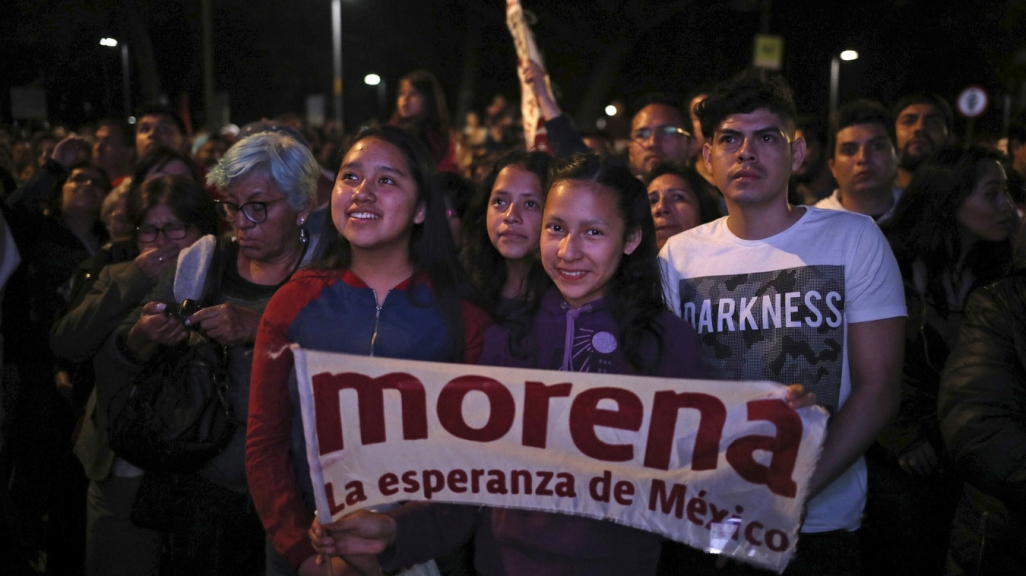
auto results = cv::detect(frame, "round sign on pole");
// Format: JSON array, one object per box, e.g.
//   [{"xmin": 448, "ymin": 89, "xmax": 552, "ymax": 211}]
[{"xmin": 957, "ymin": 86, "xmax": 989, "ymax": 118}]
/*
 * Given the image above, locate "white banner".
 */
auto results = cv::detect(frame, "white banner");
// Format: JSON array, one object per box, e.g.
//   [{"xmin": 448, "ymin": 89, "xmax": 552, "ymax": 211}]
[
  {"xmin": 506, "ymin": 0, "xmax": 552, "ymax": 152},
  {"xmin": 294, "ymin": 347, "xmax": 828, "ymax": 573}
]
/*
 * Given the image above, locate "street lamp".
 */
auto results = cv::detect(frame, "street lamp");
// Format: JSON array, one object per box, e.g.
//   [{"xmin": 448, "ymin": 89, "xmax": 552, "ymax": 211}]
[
  {"xmin": 100, "ymin": 37, "xmax": 131, "ymax": 121},
  {"xmin": 365, "ymin": 73, "xmax": 386, "ymax": 120},
  {"xmin": 829, "ymin": 50, "xmax": 859, "ymax": 122},
  {"xmin": 332, "ymin": 0, "xmax": 343, "ymax": 125}
]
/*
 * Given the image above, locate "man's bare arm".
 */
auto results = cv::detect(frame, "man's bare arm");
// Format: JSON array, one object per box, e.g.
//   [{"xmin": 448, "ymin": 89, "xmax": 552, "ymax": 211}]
[{"xmin": 807, "ymin": 316, "xmax": 904, "ymax": 497}]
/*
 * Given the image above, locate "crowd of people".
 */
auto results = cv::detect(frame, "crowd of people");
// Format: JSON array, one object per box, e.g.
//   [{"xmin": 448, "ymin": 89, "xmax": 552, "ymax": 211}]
[{"xmin": 0, "ymin": 63, "xmax": 1023, "ymax": 576}]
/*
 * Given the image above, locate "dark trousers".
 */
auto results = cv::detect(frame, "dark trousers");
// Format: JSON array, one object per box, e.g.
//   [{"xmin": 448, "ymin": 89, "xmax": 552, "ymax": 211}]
[
  {"xmin": 161, "ymin": 474, "xmax": 265, "ymax": 576},
  {"xmin": 861, "ymin": 447, "xmax": 960, "ymax": 576}
]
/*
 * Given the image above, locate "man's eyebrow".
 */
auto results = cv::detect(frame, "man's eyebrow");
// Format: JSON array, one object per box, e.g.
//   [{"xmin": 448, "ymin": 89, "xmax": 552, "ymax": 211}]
[{"xmin": 753, "ymin": 127, "xmax": 784, "ymax": 136}]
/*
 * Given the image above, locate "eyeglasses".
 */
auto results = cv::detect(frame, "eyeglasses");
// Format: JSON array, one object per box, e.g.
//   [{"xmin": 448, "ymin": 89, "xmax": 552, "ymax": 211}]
[
  {"xmin": 214, "ymin": 198, "xmax": 286, "ymax": 223},
  {"xmin": 631, "ymin": 126, "xmax": 690, "ymax": 143},
  {"xmin": 137, "ymin": 223, "xmax": 189, "ymax": 243}
]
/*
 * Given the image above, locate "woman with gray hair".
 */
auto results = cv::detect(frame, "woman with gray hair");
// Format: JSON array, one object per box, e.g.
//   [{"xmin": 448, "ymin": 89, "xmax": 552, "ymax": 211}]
[{"xmin": 96, "ymin": 131, "xmax": 320, "ymax": 575}]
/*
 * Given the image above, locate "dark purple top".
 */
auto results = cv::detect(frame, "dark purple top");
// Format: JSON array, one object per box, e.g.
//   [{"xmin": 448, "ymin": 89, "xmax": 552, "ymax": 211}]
[{"xmin": 381, "ymin": 289, "xmax": 706, "ymax": 576}]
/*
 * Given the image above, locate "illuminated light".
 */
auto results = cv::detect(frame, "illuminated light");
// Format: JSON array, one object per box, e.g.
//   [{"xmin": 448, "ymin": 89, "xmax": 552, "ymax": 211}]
[
  {"xmin": 840, "ymin": 50, "xmax": 858, "ymax": 61},
  {"xmin": 127, "ymin": 116, "xmax": 136, "ymax": 124},
  {"xmin": 605, "ymin": 104, "xmax": 617, "ymax": 117},
  {"xmin": 364, "ymin": 74, "xmax": 381, "ymax": 86},
  {"xmin": 100, "ymin": 38, "xmax": 118, "ymax": 47},
  {"xmin": 596, "ymin": 118, "xmax": 607, "ymax": 129}
]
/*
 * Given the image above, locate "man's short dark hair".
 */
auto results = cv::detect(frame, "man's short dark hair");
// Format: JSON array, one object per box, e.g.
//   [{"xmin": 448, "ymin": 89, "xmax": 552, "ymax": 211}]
[
  {"xmin": 134, "ymin": 103, "xmax": 186, "ymax": 135},
  {"xmin": 95, "ymin": 118, "xmax": 135, "ymax": 148},
  {"xmin": 830, "ymin": 99, "xmax": 895, "ymax": 157},
  {"xmin": 695, "ymin": 68, "xmax": 797, "ymax": 141},
  {"xmin": 891, "ymin": 92, "xmax": 954, "ymax": 133},
  {"xmin": 630, "ymin": 93, "xmax": 683, "ymax": 123}
]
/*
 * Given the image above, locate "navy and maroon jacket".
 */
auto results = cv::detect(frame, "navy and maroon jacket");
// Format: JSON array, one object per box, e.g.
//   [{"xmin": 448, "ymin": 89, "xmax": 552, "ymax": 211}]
[{"xmin": 246, "ymin": 267, "xmax": 490, "ymax": 568}]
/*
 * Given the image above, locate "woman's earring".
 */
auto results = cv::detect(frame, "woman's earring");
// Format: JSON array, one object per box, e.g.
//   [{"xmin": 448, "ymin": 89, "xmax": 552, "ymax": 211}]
[{"xmin": 300, "ymin": 227, "xmax": 309, "ymax": 243}]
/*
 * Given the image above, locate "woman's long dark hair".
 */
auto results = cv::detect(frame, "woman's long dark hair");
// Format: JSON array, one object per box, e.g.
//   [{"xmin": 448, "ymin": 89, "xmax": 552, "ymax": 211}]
[
  {"xmin": 518, "ymin": 153, "xmax": 667, "ymax": 374},
  {"xmin": 461, "ymin": 150, "xmax": 554, "ymax": 316},
  {"xmin": 390, "ymin": 69, "xmax": 451, "ymax": 166},
  {"xmin": 883, "ymin": 145, "xmax": 1013, "ymax": 309},
  {"xmin": 312, "ymin": 126, "xmax": 471, "ymax": 360}
]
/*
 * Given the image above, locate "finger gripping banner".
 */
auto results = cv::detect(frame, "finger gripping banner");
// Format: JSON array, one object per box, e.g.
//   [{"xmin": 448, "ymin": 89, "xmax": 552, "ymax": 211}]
[{"xmin": 294, "ymin": 347, "xmax": 828, "ymax": 572}]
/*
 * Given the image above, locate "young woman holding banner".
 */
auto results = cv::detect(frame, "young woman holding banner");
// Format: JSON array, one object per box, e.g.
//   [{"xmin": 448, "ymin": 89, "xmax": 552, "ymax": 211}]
[
  {"xmin": 308, "ymin": 154, "xmax": 816, "ymax": 575},
  {"xmin": 245, "ymin": 126, "xmax": 490, "ymax": 576}
]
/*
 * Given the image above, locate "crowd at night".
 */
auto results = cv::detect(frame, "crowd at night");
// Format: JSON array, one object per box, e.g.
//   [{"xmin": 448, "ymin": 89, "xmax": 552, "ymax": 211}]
[{"xmin": 2, "ymin": 1, "xmax": 1026, "ymax": 576}]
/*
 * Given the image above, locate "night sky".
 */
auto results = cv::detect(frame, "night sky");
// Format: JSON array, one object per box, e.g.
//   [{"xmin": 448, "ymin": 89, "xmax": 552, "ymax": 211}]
[{"xmin": 3, "ymin": 0, "xmax": 1025, "ymax": 138}]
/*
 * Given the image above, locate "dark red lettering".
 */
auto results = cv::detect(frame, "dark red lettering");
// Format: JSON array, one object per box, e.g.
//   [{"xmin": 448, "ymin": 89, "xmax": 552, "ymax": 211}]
[
  {"xmin": 522, "ymin": 381, "xmax": 572, "ymax": 448},
  {"xmin": 589, "ymin": 470, "xmax": 612, "ymax": 502},
  {"xmin": 570, "ymin": 388, "xmax": 642, "ymax": 461},
  {"xmin": 437, "ymin": 376, "xmax": 515, "ymax": 442},
  {"xmin": 648, "ymin": 479, "xmax": 687, "ymax": 519},
  {"xmin": 765, "ymin": 529, "xmax": 789, "ymax": 552},
  {"xmin": 379, "ymin": 473, "xmax": 399, "ymax": 496},
  {"xmin": 471, "ymin": 469, "xmax": 485, "ymax": 493},
  {"xmin": 423, "ymin": 470, "xmax": 445, "ymax": 499},
  {"xmin": 643, "ymin": 391, "xmax": 726, "ymax": 471},
  {"xmin": 448, "ymin": 469, "xmax": 468, "ymax": 493},
  {"xmin": 486, "ymin": 470, "xmax": 508, "ymax": 494},
  {"xmin": 725, "ymin": 399, "xmax": 802, "ymax": 497},
  {"xmin": 325, "ymin": 482, "xmax": 346, "ymax": 515},
  {"xmin": 613, "ymin": 480, "xmax": 635, "ymax": 505},
  {"xmin": 535, "ymin": 471, "xmax": 554, "ymax": 495},
  {"xmin": 511, "ymin": 470, "xmax": 533, "ymax": 494},
  {"xmin": 313, "ymin": 372, "xmax": 427, "ymax": 455},
  {"xmin": 744, "ymin": 521, "xmax": 764, "ymax": 546},
  {"xmin": 686, "ymin": 491, "xmax": 707, "ymax": 526},
  {"xmin": 401, "ymin": 470, "xmax": 419, "ymax": 493},
  {"xmin": 705, "ymin": 503, "xmax": 730, "ymax": 529}
]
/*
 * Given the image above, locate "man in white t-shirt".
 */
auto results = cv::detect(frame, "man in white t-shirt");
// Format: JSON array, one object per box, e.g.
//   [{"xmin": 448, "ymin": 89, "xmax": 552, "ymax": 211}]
[
  {"xmin": 815, "ymin": 99, "xmax": 902, "ymax": 224},
  {"xmin": 659, "ymin": 69, "xmax": 905, "ymax": 575}
]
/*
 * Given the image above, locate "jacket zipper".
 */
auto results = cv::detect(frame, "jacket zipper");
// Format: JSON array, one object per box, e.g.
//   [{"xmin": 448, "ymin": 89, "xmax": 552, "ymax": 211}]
[{"xmin": 369, "ymin": 289, "xmax": 388, "ymax": 356}]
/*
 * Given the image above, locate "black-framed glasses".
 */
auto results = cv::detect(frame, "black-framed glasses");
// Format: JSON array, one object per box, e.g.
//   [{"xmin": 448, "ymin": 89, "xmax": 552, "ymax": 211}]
[
  {"xmin": 136, "ymin": 223, "xmax": 189, "ymax": 243},
  {"xmin": 214, "ymin": 198, "xmax": 286, "ymax": 223},
  {"xmin": 631, "ymin": 125, "xmax": 690, "ymax": 143}
]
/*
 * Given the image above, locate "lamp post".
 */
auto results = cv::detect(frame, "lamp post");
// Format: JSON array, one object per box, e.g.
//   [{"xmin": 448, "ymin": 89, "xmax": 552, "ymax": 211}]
[
  {"xmin": 364, "ymin": 73, "xmax": 385, "ymax": 120},
  {"xmin": 829, "ymin": 50, "xmax": 858, "ymax": 122},
  {"xmin": 331, "ymin": 0, "xmax": 343, "ymax": 126},
  {"xmin": 100, "ymin": 38, "xmax": 131, "ymax": 121}
]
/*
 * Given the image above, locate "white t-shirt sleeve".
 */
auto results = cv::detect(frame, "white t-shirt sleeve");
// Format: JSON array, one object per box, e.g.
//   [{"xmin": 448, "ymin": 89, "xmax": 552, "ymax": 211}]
[
  {"xmin": 658, "ymin": 240, "xmax": 682, "ymax": 317},
  {"xmin": 844, "ymin": 218, "xmax": 906, "ymax": 324}
]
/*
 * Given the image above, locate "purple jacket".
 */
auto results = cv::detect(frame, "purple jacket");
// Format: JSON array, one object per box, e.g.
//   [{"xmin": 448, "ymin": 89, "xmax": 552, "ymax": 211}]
[{"xmin": 382, "ymin": 288, "xmax": 706, "ymax": 576}]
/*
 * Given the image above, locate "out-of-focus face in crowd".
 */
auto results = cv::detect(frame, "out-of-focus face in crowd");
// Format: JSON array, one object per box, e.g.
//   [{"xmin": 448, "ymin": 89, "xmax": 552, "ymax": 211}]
[
  {"xmin": 958, "ymin": 159, "xmax": 1015, "ymax": 243},
  {"xmin": 136, "ymin": 114, "xmax": 184, "ymax": 157},
  {"xmin": 830, "ymin": 122, "xmax": 898, "ymax": 196},
  {"xmin": 895, "ymin": 103, "xmax": 948, "ymax": 170},
  {"xmin": 628, "ymin": 104, "xmax": 689, "ymax": 177},
  {"xmin": 648, "ymin": 172, "xmax": 701, "ymax": 249},
  {"xmin": 397, "ymin": 80, "xmax": 426, "ymax": 122}
]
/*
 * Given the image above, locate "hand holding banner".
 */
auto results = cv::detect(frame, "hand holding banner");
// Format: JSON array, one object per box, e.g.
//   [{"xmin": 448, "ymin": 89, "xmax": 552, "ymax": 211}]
[{"xmin": 294, "ymin": 347, "xmax": 828, "ymax": 573}]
